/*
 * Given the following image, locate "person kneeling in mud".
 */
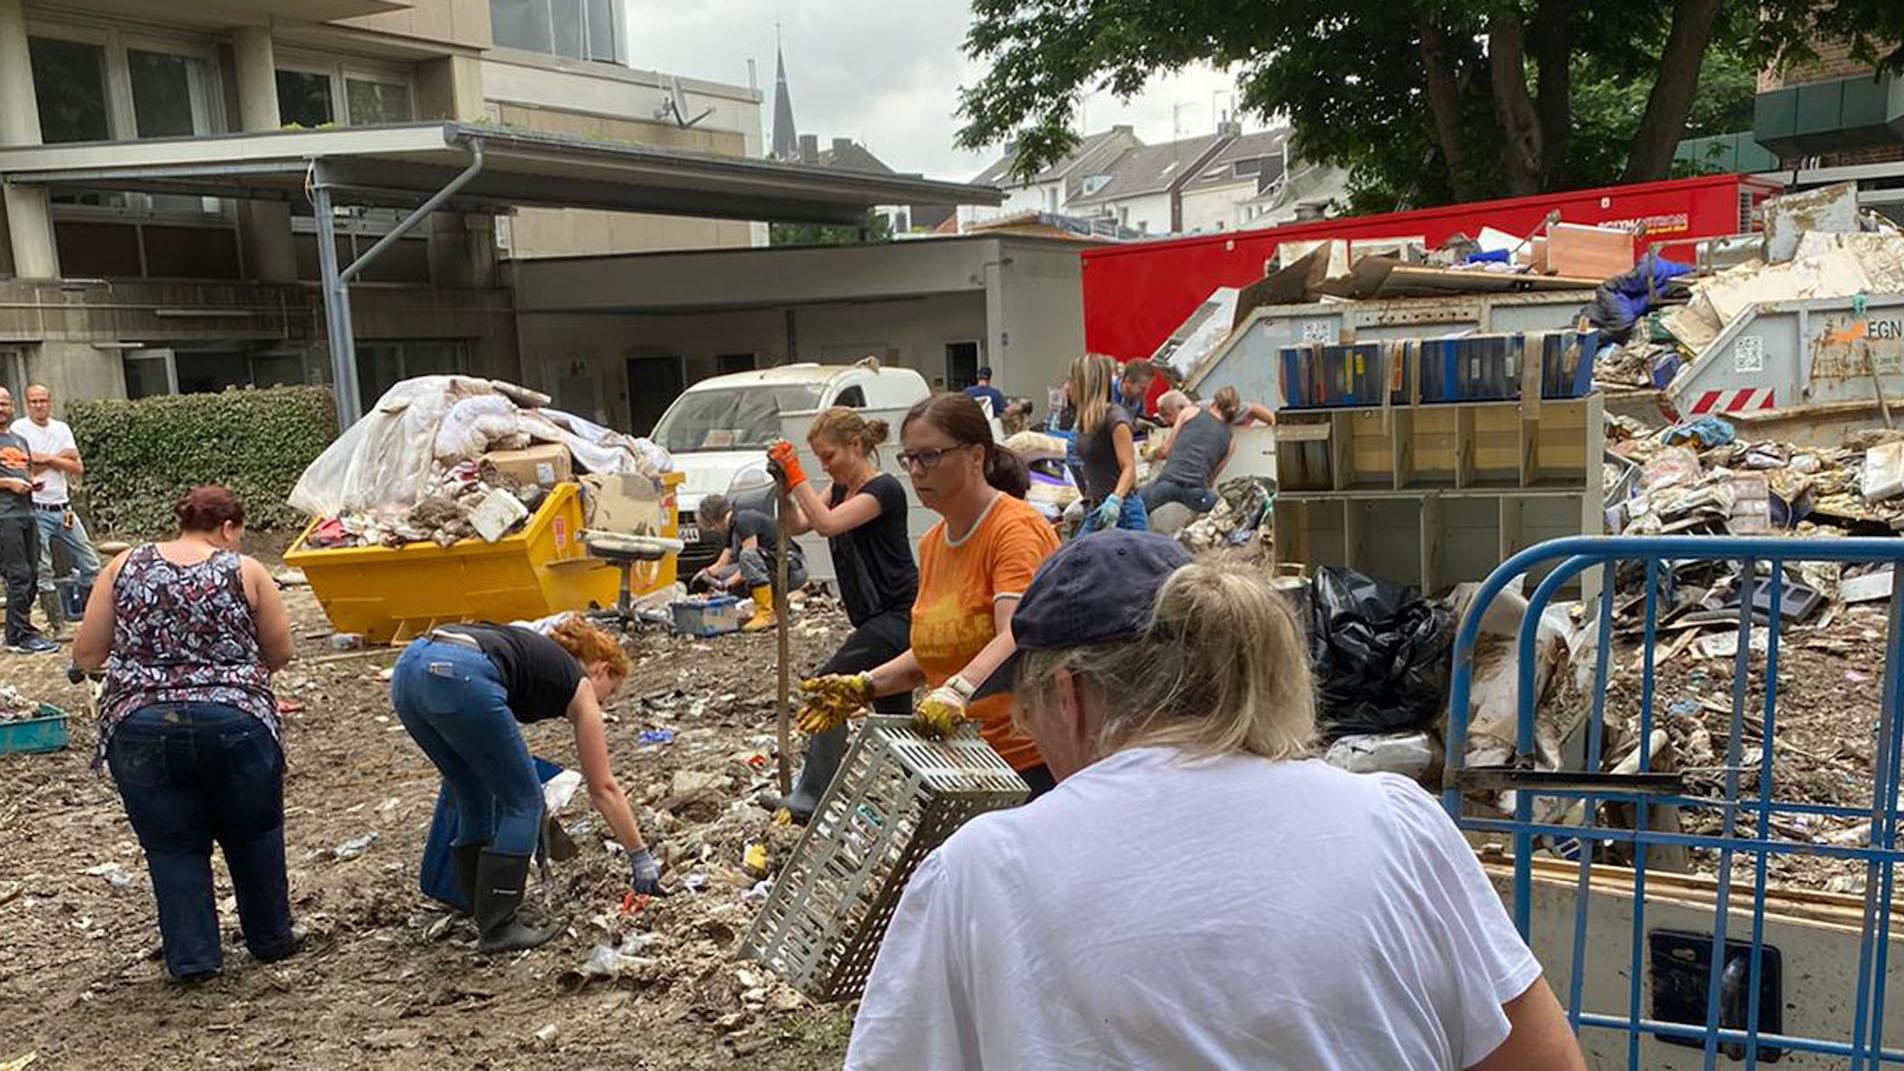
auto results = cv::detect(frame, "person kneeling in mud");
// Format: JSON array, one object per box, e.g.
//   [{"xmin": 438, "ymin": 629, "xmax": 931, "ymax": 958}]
[{"xmin": 391, "ymin": 617, "xmax": 664, "ymax": 952}]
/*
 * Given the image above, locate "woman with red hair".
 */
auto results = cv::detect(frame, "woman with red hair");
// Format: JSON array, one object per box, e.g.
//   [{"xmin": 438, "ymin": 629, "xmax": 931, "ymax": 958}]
[{"xmin": 73, "ymin": 485, "xmax": 298, "ymax": 982}]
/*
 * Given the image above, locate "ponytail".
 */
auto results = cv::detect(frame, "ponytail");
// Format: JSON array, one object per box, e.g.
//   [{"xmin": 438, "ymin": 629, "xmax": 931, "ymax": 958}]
[
  {"xmin": 1212, "ymin": 386, "xmax": 1242, "ymax": 423},
  {"xmin": 809, "ymin": 406, "xmax": 889, "ymax": 460},
  {"xmin": 902, "ymin": 392, "xmax": 1031, "ymax": 499}
]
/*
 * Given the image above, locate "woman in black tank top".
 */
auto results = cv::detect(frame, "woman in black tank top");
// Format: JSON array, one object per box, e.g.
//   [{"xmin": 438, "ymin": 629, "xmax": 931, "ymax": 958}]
[{"xmin": 762, "ymin": 407, "xmax": 918, "ymax": 822}]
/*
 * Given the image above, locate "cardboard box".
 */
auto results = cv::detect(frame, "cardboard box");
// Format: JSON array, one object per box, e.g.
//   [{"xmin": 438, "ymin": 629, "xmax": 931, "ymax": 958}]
[
  {"xmin": 483, "ymin": 443, "xmax": 571, "ymax": 488},
  {"xmin": 1546, "ymin": 223, "xmax": 1633, "ymax": 279}
]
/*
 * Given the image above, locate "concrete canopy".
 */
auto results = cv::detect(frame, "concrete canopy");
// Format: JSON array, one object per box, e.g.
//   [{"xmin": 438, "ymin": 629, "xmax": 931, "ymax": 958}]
[{"xmin": 0, "ymin": 121, "xmax": 1003, "ymax": 226}]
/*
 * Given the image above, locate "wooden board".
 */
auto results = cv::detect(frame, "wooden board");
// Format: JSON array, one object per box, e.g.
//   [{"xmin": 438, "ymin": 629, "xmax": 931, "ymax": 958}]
[{"xmin": 1546, "ymin": 222, "xmax": 1634, "ymax": 279}]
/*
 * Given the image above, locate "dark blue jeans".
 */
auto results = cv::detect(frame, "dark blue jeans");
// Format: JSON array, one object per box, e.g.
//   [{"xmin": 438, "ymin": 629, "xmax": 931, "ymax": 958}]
[
  {"xmin": 107, "ymin": 703, "xmax": 293, "ymax": 979},
  {"xmin": 1139, "ymin": 476, "xmax": 1221, "ymax": 515},
  {"xmin": 391, "ymin": 639, "xmax": 544, "ymax": 858}
]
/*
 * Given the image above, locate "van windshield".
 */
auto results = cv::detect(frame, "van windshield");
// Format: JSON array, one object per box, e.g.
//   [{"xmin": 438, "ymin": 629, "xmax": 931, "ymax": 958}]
[{"xmin": 652, "ymin": 385, "xmax": 827, "ymax": 452}]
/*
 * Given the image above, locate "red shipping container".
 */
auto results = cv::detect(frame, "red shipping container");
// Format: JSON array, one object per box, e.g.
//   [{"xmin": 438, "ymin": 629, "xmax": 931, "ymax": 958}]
[{"xmin": 1080, "ymin": 173, "xmax": 1783, "ymax": 364}]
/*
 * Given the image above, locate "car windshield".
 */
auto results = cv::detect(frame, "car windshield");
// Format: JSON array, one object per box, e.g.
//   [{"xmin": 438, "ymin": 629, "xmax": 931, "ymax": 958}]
[{"xmin": 652, "ymin": 384, "xmax": 828, "ymax": 452}]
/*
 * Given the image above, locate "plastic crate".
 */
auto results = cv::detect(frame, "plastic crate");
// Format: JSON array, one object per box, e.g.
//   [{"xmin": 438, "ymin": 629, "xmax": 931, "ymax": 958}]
[
  {"xmin": 739, "ymin": 716, "xmax": 1028, "ymax": 1001},
  {"xmin": 670, "ymin": 595, "xmax": 741, "ymax": 636},
  {"xmin": 1, "ymin": 704, "xmax": 69, "ymax": 755}
]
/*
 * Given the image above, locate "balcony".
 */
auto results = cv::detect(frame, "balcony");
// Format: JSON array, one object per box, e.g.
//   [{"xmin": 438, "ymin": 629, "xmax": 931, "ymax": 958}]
[{"xmin": 1754, "ymin": 71, "xmax": 1904, "ymax": 158}]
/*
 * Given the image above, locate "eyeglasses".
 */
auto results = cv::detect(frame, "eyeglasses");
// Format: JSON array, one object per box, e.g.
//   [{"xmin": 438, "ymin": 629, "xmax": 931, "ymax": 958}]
[{"xmin": 896, "ymin": 446, "xmax": 964, "ymax": 472}]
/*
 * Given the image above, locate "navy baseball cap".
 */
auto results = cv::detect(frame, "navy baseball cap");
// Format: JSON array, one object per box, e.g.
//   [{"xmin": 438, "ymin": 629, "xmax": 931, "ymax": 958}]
[{"xmin": 972, "ymin": 529, "xmax": 1193, "ymax": 700}]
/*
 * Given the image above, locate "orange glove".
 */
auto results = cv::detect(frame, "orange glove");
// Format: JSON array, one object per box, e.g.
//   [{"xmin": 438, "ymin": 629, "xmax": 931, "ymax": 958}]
[{"xmin": 767, "ymin": 440, "xmax": 808, "ymax": 489}]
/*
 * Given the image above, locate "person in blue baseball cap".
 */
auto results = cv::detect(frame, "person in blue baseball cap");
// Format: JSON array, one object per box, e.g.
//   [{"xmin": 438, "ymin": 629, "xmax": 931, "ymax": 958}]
[{"xmin": 847, "ymin": 530, "xmax": 1581, "ymax": 1071}]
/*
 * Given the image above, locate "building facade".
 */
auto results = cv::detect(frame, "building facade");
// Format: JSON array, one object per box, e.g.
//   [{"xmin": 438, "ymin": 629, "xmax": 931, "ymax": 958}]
[
  {"xmin": 959, "ymin": 125, "xmax": 1140, "ymax": 229},
  {"xmin": 0, "ymin": 0, "xmax": 764, "ymax": 406}
]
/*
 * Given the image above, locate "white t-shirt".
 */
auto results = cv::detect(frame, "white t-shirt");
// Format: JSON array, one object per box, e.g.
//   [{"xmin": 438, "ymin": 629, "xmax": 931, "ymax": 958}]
[
  {"xmin": 9, "ymin": 418, "xmax": 75, "ymax": 506},
  {"xmin": 846, "ymin": 748, "xmax": 1542, "ymax": 1071}
]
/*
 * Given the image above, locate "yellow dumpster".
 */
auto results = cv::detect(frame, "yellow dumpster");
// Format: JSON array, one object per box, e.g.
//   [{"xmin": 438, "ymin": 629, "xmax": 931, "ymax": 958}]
[{"xmin": 286, "ymin": 474, "xmax": 680, "ymax": 644}]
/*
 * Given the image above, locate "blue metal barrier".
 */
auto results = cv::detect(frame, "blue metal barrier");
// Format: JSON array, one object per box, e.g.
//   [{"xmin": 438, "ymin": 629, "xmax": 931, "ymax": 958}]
[{"xmin": 1445, "ymin": 535, "xmax": 1904, "ymax": 1069}]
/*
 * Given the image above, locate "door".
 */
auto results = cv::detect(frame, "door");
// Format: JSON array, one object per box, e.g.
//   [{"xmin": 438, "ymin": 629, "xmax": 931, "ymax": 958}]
[
  {"xmin": 626, "ymin": 355, "xmax": 685, "ymax": 436},
  {"xmin": 945, "ymin": 340, "xmax": 981, "ymax": 391}
]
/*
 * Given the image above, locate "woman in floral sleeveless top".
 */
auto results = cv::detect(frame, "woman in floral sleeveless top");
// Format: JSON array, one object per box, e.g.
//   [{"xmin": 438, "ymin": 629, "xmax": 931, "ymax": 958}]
[{"xmin": 72, "ymin": 485, "xmax": 296, "ymax": 982}]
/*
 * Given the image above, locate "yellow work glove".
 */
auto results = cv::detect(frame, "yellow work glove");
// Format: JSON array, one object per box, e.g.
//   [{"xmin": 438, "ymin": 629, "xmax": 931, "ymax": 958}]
[
  {"xmin": 913, "ymin": 676, "xmax": 975, "ymax": 739},
  {"xmin": 795, "ymin": 672, "xmax": 875, "ymax": 734}
]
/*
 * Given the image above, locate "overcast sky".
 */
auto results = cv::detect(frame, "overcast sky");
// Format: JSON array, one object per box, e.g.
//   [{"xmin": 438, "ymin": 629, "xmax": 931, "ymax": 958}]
[{"xmin": 624, "ymin": 0, "xmax": 1265, "ymax": 182}]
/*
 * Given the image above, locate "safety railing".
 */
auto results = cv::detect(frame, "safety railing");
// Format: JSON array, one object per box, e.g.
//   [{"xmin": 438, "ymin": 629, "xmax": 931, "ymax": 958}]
[{"xmin": 1445, "ymin": 535, "xmax": 1904, "ymax": 1070}]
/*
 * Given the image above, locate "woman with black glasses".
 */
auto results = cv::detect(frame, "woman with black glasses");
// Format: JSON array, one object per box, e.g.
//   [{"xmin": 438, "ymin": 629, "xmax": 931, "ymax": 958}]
[{"xmin": 795, "ymin": 393, "xmax": 1064, "ymax": 798}]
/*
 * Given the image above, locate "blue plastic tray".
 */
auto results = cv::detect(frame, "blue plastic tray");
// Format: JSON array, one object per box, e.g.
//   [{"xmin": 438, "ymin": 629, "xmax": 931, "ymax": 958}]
[{"xmin": 1, "ymin": 704, "xmax": 69, "ymax": 755}]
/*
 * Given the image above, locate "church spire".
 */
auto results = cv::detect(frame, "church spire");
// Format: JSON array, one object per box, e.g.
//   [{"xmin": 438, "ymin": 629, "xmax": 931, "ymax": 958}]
[{"xmin": 771, "ymin": 27, "xmax": 797, "ymax": 161}]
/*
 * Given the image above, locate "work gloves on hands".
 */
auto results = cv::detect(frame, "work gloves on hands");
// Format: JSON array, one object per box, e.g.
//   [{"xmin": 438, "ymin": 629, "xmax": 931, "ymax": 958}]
[
  {"xmin": 767, "ymin": 440, "xmax": 808, "ymax": 490},
  {"xmin": 913, "ymin": 676, "xmax": 974, "ymax": 740},
  {"xmin": 795, "ymin": 671, "xmax": 875, "ymax": 734},
  {"xmin": 1094, "ymin": 493, "xmax": 1125, "ymax": 529},
  {"xmin": 628, "ymin": 846, "xmax": 668, "ymax": 897}
]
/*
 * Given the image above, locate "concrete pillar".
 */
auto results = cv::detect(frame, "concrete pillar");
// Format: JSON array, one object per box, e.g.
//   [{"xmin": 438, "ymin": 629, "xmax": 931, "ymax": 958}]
[
  {"xmin": 0, "ymin": 0, "xmax": 59, "ymax": 279},
  {"xmin": 417, "ymin": 55, "xmax": 492, "ymax": 288},
  {"xmin": 231, "ymin": 26, "xmax": 297, "ymax": 284}
]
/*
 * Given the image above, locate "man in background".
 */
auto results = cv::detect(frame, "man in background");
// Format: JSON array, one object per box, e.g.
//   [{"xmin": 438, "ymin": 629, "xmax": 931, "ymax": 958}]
[
  {"xmin": 11, "ymin": 384, "xmax": 99, "ymax": 635},
  {"xmin": 0, "ymin": 388, "xmax": 55, "ymax": 654},
  {"xmin": 962, "ymin": 366, "xmax": 1007, "ymax": 418}
]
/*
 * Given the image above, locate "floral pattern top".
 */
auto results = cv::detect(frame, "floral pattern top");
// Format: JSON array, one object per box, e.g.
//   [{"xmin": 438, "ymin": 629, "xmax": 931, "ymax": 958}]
[{"xmin": 95, "ymin": 545, "xmax": 279, "ymax": 770}]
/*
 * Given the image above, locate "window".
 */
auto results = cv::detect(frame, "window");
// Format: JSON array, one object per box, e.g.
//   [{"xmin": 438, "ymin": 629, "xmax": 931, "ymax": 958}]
[
  {"xmin": 1232, "ymin": 157, "xmax": 1263, "ymax": 178},
  {"xmin": 122, "ymin": 349, "xmax": 177, "ymax": 399},
  {"xmin": 277, "ymin": 69, "xmax": 334, "ymax": 127},
  {"xmin": 128, "ymin": 50, "xmax": 215, "ymax": 138},
  {"xmin": 834, "ymin": 386, "xmax": 866, "ymax": 408},
  {"xmin": 490, "ymin": 0, "xmax": 625, "ymax": 63},
  {"xmin": 29, "ymin": 37, "xmax": 110, "ymax": 143},
  {"xmin": 355, "ymin": 341, "xmax": 468, "ymax": 407},
  {"xmin": 715, "ymin": 353, "xmax": 757, "ymax": 375},
  {"xmin": 1082, "ymin": 174, "xmax": 1111, "ymax": 196},
  {"xmin": 345, "ymin": 77, "xmax": 413, "ymax": 125}
]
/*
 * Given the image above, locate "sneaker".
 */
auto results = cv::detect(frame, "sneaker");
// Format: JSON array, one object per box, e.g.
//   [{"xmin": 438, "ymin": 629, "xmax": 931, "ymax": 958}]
[{"xmin": 7, "ymin": 636, "xmax": 59, "ymax": 655}]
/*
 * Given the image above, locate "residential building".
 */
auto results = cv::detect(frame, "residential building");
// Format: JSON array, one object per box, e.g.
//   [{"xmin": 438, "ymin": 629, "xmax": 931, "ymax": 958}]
[
  {"xmin": 1178, "ymin": 128, "xmax": 1286, "ymax": 233},
  {"xmin": 960, "ymin": 125, "xmax": 1141, "ymax": 228},
  {"xmin": 0, "ymin": 0, "xmax": 984, "ymax": 410},
  {"xmin": 1753, "ymin": 35, "xmax": 1903, "ymax": 170},
  {"xmin": 1063, "ymin": 131, "xmax": 1229, "ymax": 235}
]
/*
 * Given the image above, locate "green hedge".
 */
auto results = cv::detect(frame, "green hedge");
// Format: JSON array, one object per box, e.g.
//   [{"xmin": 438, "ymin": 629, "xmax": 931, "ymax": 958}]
[{"xmin": 65, "ymin": 386, "xmax": 337, "ymax": 536}]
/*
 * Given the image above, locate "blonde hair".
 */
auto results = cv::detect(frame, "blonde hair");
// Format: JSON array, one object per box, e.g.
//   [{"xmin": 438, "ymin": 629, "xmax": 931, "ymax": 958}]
[
  {"xmin": 550, "ymin": 617, "xmax": 630, "ymax": 678},
  {"xmin": 1068, "ymin": 353, "xmax": 1115, "ymax": 437},
  {"xmin": 1015, "ymin": 558, "xmax": 1315, "ymax": 762},
  {"xmin": 807, "ymin": 406, "xmax": 890, "ymax": 459},
  {"xmin": 1212, "ymin": 386, "xmax": 1242, "ymax": 423}
]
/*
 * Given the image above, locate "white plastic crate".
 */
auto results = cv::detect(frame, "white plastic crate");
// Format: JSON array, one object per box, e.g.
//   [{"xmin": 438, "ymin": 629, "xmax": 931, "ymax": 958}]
[{"xmin": 739, "ymin": 716, "xmax": 1028, "ymax": 1001}]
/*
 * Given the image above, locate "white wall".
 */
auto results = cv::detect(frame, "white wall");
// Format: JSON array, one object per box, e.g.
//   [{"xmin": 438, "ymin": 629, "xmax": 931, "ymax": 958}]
[
  {"xmin": 989, "ymin": 242, "xmax": 1087, "ymax": 413},
  {"xmin": 1181, "ymin": 178, "xmax": 1259, "ymax": 233},
  {"xmin": 516, "ymin": 291, "xmax": 989, "ymax": 430}
]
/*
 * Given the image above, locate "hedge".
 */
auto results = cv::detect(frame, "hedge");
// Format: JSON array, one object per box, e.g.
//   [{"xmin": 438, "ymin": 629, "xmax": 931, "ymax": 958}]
[{"xmin": 66, "ymin": 386, "xmax": 337, "ymax": 536}]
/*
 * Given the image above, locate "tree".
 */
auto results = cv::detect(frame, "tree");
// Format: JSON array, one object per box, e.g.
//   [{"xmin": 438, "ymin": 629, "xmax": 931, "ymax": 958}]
[
  {"xmin": 957, "ymin": 1, "xmax": 1904, "ymax": 211},
  {"xmin": 770, "ymin": 209, "xmax": 894, "ymax": 247}
]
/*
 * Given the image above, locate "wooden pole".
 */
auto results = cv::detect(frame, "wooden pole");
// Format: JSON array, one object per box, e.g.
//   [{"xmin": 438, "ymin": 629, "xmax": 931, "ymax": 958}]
[{"xmin": 774, "ymin": 484, "xmax": 793, "ymax": 796}]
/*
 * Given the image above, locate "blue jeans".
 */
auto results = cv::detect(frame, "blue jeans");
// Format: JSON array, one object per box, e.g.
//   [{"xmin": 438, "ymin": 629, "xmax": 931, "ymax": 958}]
[
  {"xmin": 391, "ymin": 639, "xmax": 544, "ymax": 858},
  {"xmin": 1139, "ymin": 477, "xmax": 1221, "ymax": 515},
  {"xmin": 107, "ymin": 703, "xmax": 293, "ymax": 979},
  {"xmin": 35, "ymin": 506, "xmax": 101, "ymax": 594},
  {"xmin": 1078, "ymin": 493, "xmax": 1149, "ymax": 535},
  {"xmin": 714, "ymin": 547, "xmax": 808, "ymax": 593}
]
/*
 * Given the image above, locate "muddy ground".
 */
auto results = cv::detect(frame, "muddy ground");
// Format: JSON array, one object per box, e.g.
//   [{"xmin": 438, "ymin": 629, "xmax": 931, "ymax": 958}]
[{"xmin": 0, "ymin": 575, "xmax": 862, "ymax": 1070}]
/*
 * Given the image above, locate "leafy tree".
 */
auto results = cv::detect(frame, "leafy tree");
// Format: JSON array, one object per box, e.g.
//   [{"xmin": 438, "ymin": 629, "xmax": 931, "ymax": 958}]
[
  {"xmin": 770, "ymin": 210, "xmax": 894, "ymax": 247},
  {"xmin": 957, "ymin": 1, "xmax": 1904, "ymax": 210}
]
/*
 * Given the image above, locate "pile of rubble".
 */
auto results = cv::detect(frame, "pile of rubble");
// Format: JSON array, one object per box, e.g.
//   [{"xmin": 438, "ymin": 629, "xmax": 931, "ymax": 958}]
[{"xmin": 0, "ymin": 684, "xmax": 41, "ymax": 722}]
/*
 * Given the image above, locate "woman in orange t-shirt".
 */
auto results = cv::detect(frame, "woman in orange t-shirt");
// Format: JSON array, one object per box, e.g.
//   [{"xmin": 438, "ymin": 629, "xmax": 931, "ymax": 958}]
[{"xmin": 795, "ymin": 393, "xmax": 1062, "ymax": 796}]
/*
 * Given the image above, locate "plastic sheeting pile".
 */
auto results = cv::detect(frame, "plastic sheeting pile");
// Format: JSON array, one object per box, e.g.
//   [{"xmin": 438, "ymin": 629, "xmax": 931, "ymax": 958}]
[{"xmin": 291, "ymin": 376, "xmax": 673, "ymax": 549}]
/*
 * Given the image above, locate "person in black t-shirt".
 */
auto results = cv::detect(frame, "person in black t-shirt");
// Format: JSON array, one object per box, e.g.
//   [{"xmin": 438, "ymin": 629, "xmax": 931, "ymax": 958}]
[
  {"xmin": 692, "ymin": 494, "xmax": 808, "ymax": 632},
  {"xmin": 390, "ymin": 617, "xmax": 664, "ymax": 954},
  {"xmin": 756, "ymin": 409, "xmax": 918, "ymax": 822}
]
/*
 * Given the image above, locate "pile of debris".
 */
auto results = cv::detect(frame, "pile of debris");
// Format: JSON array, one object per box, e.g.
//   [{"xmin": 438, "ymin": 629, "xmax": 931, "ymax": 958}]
[
  {"xmin": 0, "ymin": 685, "xmax": 42, "ymax": 722},
  {"xmin": 290, "ymin": 375, "xmax": 672, "ymax": 551}
]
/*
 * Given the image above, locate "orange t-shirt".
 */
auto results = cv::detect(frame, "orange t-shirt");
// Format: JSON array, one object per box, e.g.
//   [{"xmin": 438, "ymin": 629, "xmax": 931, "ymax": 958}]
[{"xmin": 911, "ymin": 493, "xmax": 1060, "ymax": 771}]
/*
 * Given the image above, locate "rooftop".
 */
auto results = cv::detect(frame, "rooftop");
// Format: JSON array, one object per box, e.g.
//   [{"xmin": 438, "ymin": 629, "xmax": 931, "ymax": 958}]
[{"xmin": 1067, "ymin": 133, "xmax": 1230, "ymax": 206}]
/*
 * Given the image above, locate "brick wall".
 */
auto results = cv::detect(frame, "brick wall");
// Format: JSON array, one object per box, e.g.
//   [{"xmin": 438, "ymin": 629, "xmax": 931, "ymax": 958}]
[{"xmin": 1758, "ymin": 36, "xmax": 1882, "ymax": 91}]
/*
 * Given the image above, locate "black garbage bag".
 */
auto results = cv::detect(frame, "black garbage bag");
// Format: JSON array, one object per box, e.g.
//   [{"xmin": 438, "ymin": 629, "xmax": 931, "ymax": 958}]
[{"xmin": 1309, "ymin": 566, "xmax": 1453, "ymax": 740}]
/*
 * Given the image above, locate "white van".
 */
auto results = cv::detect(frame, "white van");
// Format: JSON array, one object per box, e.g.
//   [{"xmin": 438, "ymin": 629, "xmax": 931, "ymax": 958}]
[{"xmin": 650, "ymin": 362, "xmax": 931, "ymax": 571}]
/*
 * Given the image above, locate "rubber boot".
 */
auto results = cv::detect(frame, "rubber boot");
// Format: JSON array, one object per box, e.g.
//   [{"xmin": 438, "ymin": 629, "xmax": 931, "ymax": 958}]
[
  {"xmin": 742, "ymin": 585, "xmax": 778, "ymax": 632},
  {"xmin": 451, "ymin": 843, "xmax": 482, "ymax": 917},
  {"xmin": 760, "ymin": 723, "xmax": 848, "ymax": 824},
  {"xmin": 472, "ymin": 849, "xmax": 555, "ymax": 953},
  {"xmin": 38, "ymin": 591, "xmax": 63, "ymax": 637}
]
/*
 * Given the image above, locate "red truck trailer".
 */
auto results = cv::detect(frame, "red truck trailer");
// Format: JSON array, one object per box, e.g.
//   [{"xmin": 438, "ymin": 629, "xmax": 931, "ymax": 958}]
[{"xmin": 1080, "ymin": 173, "xmax": 1784, "ymax": 363}]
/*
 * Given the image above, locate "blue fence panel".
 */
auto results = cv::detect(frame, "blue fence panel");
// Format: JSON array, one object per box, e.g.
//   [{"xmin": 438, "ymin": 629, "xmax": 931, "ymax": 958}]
[{"xmin": 1445, "ymin": 535, "xmax": 1904, "ymax": 1069}]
